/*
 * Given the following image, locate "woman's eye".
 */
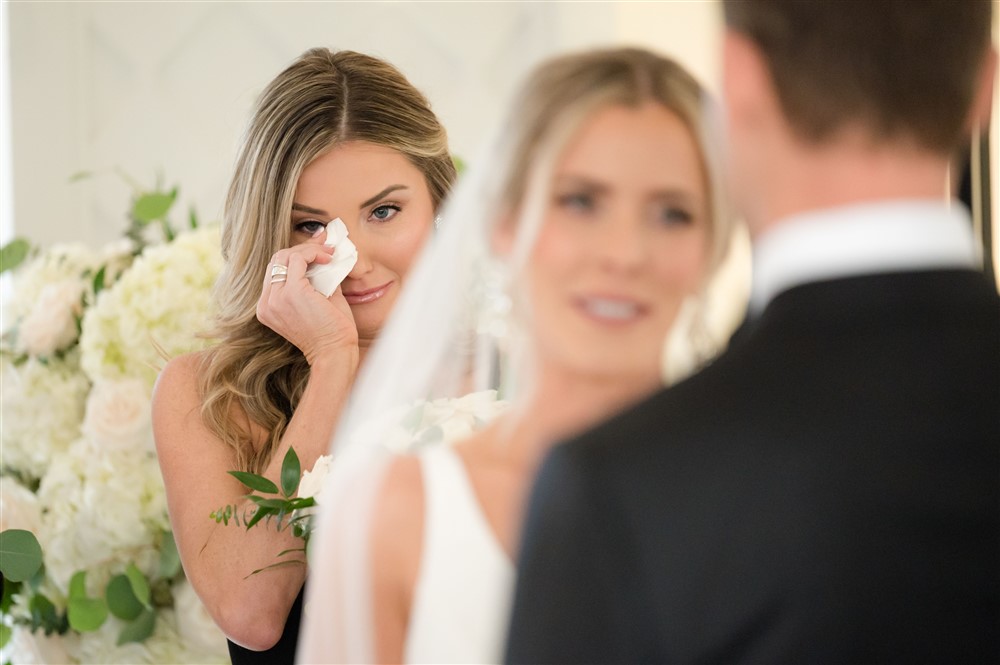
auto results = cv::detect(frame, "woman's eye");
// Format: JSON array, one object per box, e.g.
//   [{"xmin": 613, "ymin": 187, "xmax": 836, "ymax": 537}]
[
  {"xmin": 370, "ymin": 204, "xmax": 401, "ymax": 223},
  {"xmin": 557, "ymin": 192, "xmax": 596, "ymax": 213},
  {"xmin": 294, "ymin": 219, "xmax": 326, "ymax": 235},
  {"xmin": 656, "ymin": 206, "xmax": 694, "ymax": 226}
]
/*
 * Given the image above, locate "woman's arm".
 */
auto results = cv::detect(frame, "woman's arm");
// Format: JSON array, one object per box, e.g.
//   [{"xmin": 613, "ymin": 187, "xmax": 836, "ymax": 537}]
[{"xmin": 153, "ymin": 347, "xmax": 356, "ymax": 651}]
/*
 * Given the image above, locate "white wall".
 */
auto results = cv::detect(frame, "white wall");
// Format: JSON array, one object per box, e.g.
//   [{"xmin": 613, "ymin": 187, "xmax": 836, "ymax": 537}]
[{"xmin": 8, "ymin": 1, "xmax": 726, "ymax": 248}]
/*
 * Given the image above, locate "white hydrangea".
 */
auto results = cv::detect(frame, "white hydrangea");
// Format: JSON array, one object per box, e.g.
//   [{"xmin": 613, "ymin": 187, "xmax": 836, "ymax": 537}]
[
  {"xmin": 0, "ymin": 475, "xmax": 41, "ymax": 532},
  {"xmin": 171, "ymin": 579, "xmax": 229, "ymax": 658},
  {"xmin": 4, "ymin": 626, "xmax": 78, "ymax": 664},
  {"xmin": 79, "ymin": 225, "xmax": 222, "ymax": 390},
  {"xmin": 0, "ymin": 350, "xmax": 90, "ymax": 480},
  {"xmin": 36, "ymin": 440, "xmax": 168, "ymax": 594},
  {"xmin": 5, "ymin": 244, "xmax": 102, "ymax": 324},
  {"xmin": 68, "ymin": 608, "xmax": 228, "ymax": 665}
]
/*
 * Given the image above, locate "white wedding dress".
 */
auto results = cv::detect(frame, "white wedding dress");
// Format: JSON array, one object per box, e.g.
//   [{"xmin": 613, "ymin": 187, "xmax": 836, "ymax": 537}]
[{"xmin": 403, "ymin": 445, "xmax": 515, "ymax": 664}]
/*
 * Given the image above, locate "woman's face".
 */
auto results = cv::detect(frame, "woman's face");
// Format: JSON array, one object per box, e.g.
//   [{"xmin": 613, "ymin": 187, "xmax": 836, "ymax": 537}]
[
  {"xmin": 524, "ymin": 102, "xmax": 709, "ymax": 383},
  {"xmin": 290, "ymin": 141, "xmax": 436, "ymax": 344}
]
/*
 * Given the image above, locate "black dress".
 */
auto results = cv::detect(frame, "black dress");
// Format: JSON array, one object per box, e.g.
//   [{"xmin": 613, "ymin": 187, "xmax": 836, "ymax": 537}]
[{"xmin": 227, "ymin": 585, "xmax": 304, "ymax": 664}]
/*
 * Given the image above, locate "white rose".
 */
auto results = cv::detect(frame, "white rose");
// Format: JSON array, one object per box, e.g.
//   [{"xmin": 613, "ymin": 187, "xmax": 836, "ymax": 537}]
[
  {"xmin": 172, "ymin": 580, "xmax": 228, "ymax": 657},
  {"xmin": 0, "ymin": 476, "xmax": 41, "ymax": 532},
  {"xmin": 5, "ymin": 627, "xmax": 76, "ymax": 664},
  {"xmin": 298, "ymin": 454, "xmax": 333, "ymax": 502},
  {"xmin": 82, "ymin": 378, "xmax": 153, "ymax": 451},
  {"xmin": 17, "ymin": 279, "xmax": 85, "ymax": 356}
]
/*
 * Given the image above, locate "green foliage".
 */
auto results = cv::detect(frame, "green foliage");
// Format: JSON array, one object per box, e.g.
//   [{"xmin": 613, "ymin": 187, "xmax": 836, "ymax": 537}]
[
  {"xmin": 0, "ymin": 623, "xmax": 11, "ymax": 650},
  {"xmin": 67, "ymin": 571, "xmax": 109, "ymax": 632},
  {"xmin": 106, "ymin": 574, "xmax": 144, "ymax": 621},
  {"xmin": 0, "ymin": 238, "xmax": 32, "ymax": 274},
  {"xmin": 280, "ymin": 447, "xmax": 301, "ymax": 498},
  {"xmin": 0, "ymin": 529, "xmax": 43, "ymax": 582},
  {"xmin": 125, "ymin": 562, "xmax": 151, "ymax": 608},
  {"xmin": 228, "ymin": 470, "xmax": 279, "ymax": 495},
  {"xmin": 116, "ymin": 607, "xmax": 156, "ymax": 645},
  {"xmin": 212, "ymin": 446, "xmax": 318, "ymax": 576},
  {"xmin": 158, "ymin": 530, "xmax": 181, "ymax": 579}
]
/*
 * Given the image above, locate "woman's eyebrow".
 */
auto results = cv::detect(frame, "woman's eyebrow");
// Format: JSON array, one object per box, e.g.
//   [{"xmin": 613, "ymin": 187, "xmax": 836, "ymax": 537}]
[
  {"xmin": 360, "ymin": 184, "xmax": 408, "ymax": 209},
  {"xmin": 292, "ymin": 202, "xmax": 329, "ymax": 216}
]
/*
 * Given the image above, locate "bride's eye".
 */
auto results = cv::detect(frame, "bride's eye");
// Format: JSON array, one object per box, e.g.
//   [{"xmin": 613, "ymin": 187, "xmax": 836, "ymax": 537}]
[
  {"xmin": 557, "ymin": 191, "xmax": 596, "ymax": 214},
  {"xmin": 655, "ymin": 205, "xmax": 694, "ymax": 227},
  {"xmin": 369, "ymin": 204, "xmax": 401, "ymax": 223},
  {"xmin": 294, "ymin": 219, "xmax": 326, "ymax": 235}
]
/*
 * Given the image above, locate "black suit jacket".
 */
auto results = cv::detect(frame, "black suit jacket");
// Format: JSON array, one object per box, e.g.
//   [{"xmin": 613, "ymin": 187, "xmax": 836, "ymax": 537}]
[{"xmin": 506, "ymin": 269, "xmax": 1000, "ymax": 664}]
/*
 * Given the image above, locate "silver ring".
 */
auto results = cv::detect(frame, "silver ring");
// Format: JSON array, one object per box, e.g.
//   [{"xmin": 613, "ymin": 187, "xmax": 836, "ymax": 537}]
[
  {"xmin": 270, "ymin": 274, "xmax": 288, "ymax": 284},
  {"xmin": 270, "ymin": 263, "xmax": 289, "ymax": 277}
]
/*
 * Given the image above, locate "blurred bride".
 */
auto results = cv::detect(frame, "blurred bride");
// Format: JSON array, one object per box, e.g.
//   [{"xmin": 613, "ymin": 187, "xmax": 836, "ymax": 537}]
[{"xmin": 298, "ymin": 46, "xmax": 734, "ymax": 664}]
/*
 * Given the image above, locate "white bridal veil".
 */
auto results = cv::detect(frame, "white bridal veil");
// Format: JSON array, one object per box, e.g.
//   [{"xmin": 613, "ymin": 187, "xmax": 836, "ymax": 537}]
[{"xmin": 298, "ymin": 48, "xmax": 734, "ymax": 663}]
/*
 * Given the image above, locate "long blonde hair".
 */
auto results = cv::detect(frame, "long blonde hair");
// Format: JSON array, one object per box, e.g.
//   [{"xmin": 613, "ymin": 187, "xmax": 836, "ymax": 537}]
[{"xmin": 200, "ymin": 48, "xmax": 455, "ymax": 473}]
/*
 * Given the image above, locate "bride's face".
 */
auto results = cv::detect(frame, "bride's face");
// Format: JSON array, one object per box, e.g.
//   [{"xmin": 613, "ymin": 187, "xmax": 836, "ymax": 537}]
[
  {"xmin": 525, "ymin": 102, "xmax": 709, "ymax": 383},
  {"xmin": 290, "ymin": 141, "xmax": 436, "ymax": 344}
]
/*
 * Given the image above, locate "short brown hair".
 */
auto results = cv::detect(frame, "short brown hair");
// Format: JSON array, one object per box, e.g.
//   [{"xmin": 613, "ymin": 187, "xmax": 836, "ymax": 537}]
[{"xmin": 724, "ymin": 0, "xmax": 993, "ymax": 153}]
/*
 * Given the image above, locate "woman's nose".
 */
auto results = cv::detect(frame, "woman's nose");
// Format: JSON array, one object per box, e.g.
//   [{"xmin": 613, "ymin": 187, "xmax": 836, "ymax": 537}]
[
  {"xmin": 346, "ymin": 230, "xmax": 374, "ymax": 278},
  {"xmin": 600, "ymin": 212, "xmax": 646, "ymax": 272}
]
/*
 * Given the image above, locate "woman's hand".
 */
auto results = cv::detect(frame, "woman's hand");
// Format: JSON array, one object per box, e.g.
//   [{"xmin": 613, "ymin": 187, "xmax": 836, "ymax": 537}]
[{"xmin": 256, "ymin": 239, "xmax": 358, "ymax": 366}]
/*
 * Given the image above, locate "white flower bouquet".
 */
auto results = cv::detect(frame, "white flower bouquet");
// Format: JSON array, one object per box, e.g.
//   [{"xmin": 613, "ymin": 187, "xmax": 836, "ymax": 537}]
[{"xmin": 0, "ymin": 184, "xmax": 228, "ymax": 663}]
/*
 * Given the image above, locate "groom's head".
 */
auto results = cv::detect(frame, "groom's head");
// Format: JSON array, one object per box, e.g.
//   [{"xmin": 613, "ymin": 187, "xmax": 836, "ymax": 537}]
[{"xmin": 721, "ymin": 0, "xmax": 995, "ymax": 227}]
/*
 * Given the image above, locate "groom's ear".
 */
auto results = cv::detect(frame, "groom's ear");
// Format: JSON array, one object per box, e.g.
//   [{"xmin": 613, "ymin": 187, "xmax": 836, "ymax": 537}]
[
  {"xmin": 965, "ymin": 47, "xmax": 997, "ymax": 134},
  {"xmin": 723, "ymin": 30, "xmax": 784, "ymax": 144}
]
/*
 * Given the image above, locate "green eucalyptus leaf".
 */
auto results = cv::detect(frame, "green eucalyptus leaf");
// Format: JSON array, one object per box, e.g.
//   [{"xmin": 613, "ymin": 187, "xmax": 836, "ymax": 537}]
[
  {"xmin": 125, "ymin": 562, "xmax": 151, "ymax": 608},
  {"xmin": 68, "ymin": 170, "xmax": 93, "ymax": 183},
  {"xmin": 158, "ymin": 531, "xmax": 181, "ymax": 579},
  {"xmin": 106, "ymin": 574, "xmax": 143, "ymax": 620},
  {"xmin": 0, "ymin": 529, "xmax": 43, "ymax": 582},
  {"xmin": 189, "ymin": 207, "xmax": 199, "ymax": 229},
  {"xmin": 249, "ymin": 498, "xmax": 293, "ymax": 511},
  {"xmin": 0, "ymin": 239, "xmax": 31, "ymax": 275},
  {"xmin": 1, "ymin": 576, "xmax": 19, "ymax": 613},
  {"xmin": 92, "ymin": 265, "xmax": 107, "ymax": 295},
  {"xmin": 116, "ymin": 607, "xmax": 156, "ymax": 645},
  {"xmin": 67, "ymin": 596, "xmax": 108, "ymax": 632},
  {"xmin": 244, "ymin": 506, "xmax": 275, "ymax": 530},
  {"xmin": 228, "ymin": 471, "xmax": 278, "ymax": 494},
  {"xmin": 29, "ymin": 593, "xmax": 61, "ymax": 633},
  {"xmin": 246, "ymin": 558, "xmax": 304, "ymax": 579},
  {"xmin": 68, "ymin": 570, "xmax": 87, "ymax": 599},
  {"xmin": 280, "ymin": 447, "xmax": 301, "ymax": 498},
  {"xmin": 0, "ymin": 623, "xmax": 11, "ymax": 649},
  {"xmin": 287, "ymin": 497, "xmax": 316, "ymax": 510},
  {"xmin": 132, "ymin": 192, "xmax": 176, "ymax": 223}
]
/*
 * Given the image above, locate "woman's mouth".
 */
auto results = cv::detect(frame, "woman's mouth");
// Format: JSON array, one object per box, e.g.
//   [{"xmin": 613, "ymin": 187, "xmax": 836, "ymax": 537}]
[
  {"xmin": 343, "ymin": 281, "xmax": 393, "ymax": 305},
  {"xmin": 574, "ymin": 296, "xmax": 648, "ymax": 324}
]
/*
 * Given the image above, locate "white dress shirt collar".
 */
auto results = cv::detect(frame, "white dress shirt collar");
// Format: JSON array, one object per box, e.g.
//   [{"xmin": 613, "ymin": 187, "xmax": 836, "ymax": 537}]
[{"xmin": 750, "ymin": 199, "xmax": 978, "ymax": 315}]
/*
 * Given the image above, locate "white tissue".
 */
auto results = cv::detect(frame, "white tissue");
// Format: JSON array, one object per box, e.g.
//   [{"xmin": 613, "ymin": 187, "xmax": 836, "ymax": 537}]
[{"xmin": 306, "ymin": 218, "xmax": 359, "ymax": 297}]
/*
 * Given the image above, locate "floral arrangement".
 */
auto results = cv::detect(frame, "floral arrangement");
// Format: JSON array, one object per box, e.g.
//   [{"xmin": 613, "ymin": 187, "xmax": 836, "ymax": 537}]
[
  {"xmin": 214, "ymin": 390, "xmax": 509, "ymax": 567},
  {"xmin": 0, "ymin": 184, "xmax": 229, "ymax": 663}
]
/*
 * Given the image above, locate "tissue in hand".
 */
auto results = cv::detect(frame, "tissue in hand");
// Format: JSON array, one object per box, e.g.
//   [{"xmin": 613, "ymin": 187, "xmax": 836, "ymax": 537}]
[{"xmin": 305, "ymin": 218, "xmax": 359, "ymax": 297}]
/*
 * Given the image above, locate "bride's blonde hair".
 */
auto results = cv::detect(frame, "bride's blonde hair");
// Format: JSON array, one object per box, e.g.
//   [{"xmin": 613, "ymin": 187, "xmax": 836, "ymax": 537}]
[
  {"xmin": 495, "ymin": 47, "xmax": 730, "ymax": 271},
  {"xmin": 200, "ymin": 48, "xmax": 455, "ymax": 473}
]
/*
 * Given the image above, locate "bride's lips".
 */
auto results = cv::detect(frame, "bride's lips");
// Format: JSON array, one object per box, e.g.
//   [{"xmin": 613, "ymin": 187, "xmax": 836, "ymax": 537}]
[{"xmin": 342, "ymin": 281, "xmax": 393, "ymax": 305}]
